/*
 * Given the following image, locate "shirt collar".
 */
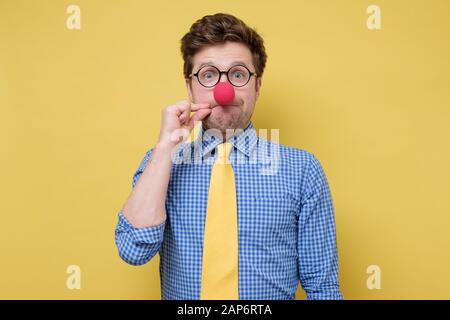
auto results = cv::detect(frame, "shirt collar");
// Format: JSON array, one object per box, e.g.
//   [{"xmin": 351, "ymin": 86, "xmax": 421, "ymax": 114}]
[{"xmin": 193, "ymin": 121, "xmax": 258, "ymax": 158}]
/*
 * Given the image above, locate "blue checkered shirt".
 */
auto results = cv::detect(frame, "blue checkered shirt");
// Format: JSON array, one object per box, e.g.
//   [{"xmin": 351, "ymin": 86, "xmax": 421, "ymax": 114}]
[{"xmin": 115, "ymin": 122, "xmax": 343, "ymax": 300}]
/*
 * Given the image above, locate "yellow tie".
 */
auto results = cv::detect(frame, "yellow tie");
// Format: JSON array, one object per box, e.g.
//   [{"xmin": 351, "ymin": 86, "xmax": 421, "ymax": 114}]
[{"xmin": 200, "ymin": 142, "xmax": 239, "ymax": 300}]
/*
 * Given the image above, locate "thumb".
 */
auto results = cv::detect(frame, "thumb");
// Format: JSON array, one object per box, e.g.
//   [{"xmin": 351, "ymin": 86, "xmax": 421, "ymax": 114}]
[{"xmin": 186, "ymin": 108, "xmax": 211, "ymax": 131}]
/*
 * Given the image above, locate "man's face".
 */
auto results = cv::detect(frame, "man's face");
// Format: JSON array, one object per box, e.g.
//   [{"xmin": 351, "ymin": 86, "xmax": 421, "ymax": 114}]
[{"xmin": 186, "ymin": 41, "xmax": 262, "ymax": 133}]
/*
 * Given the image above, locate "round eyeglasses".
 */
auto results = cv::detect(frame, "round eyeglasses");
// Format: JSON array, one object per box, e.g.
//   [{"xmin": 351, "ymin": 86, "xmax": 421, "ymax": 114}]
[{"xmin": 188, "ymin": 65, "xmax": 258, "ymax": 88}]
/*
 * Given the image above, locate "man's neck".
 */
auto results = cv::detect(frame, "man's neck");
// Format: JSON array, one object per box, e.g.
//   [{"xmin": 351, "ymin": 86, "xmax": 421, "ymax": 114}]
[{"xmin": 201, "ymin": 121, "xmax": 250, "ymax": 142}]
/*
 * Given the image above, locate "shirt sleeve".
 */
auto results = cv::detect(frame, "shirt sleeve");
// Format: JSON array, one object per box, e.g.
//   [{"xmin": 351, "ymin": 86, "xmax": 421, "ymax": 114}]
[
  {"xmin": 297, "ymin": 153, "xmax": 343, "ymax": 300},
  {"xmin": 114, "ymin": 148, "xmax": 166, "ymax": 266}
]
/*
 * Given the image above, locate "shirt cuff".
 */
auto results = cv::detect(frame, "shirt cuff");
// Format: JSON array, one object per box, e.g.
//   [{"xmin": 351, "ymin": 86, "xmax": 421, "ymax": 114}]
[
  {"xmin": 118, "ymin": 211, "xmax": 165, "ymax": 245},
  {"xmin": 306, "ymin": 291, "xmax": 344, "ymax": 300}
]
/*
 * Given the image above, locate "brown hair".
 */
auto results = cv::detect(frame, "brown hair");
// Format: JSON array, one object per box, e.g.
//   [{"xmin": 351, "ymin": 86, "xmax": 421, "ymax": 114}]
[{"xmin": 180, "ymin": 13, "xmax": 267, "ymax": 79}]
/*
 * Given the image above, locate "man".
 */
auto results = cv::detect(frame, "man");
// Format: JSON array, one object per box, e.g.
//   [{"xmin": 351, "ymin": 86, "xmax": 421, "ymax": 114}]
[{"xmin": 115, "ymin": 13, "xmax": 343, "ymax": 300}]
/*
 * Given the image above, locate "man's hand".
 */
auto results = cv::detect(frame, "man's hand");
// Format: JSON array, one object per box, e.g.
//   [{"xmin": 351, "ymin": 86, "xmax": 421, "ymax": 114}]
[{"xmin": 158, "ymin": 100, "xmax": 211, "ymax": 147}]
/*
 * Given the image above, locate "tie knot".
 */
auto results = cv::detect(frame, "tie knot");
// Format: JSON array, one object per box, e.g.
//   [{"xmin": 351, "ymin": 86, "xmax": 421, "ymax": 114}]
[{"xmin": 216, "ymin": 142, "xmax": 233, "ymax": 164}]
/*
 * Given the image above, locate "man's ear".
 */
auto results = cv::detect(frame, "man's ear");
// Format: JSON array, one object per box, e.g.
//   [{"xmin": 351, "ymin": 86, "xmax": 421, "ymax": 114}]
[
  {"xmin": 255, "ymin": 77, "xmax": 262, "ymax": 101},
  {"xmin": 186, "ymin": 78, "xmax": 194, "ymax": 103}
]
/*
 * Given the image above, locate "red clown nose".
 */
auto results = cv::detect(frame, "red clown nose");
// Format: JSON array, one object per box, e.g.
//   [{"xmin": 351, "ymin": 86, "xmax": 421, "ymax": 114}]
[{"xmin": 213, "ymin": 82, "xmax": 235, "ymax": 106}]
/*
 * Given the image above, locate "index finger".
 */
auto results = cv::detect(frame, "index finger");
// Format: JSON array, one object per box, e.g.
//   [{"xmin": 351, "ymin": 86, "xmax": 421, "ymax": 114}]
[{"xmin": 190, "ymin": 102, "xmax": 211, "ymax": 111}]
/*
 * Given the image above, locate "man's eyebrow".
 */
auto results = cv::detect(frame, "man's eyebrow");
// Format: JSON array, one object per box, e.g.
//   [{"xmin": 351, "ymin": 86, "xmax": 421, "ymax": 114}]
[
  {"xmin": 197, "ymin": 62, "xmax": 213, "ymax": 69},
  {"xmin": 197, "ymin": 60, "xmax": 250, "ymax": 70}
]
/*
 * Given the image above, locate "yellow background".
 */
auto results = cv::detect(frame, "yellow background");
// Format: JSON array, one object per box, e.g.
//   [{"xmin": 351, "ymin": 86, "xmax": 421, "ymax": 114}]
[{"xmin": 1, "ymin": 0, "xmax": 449, "ymax": 299}]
